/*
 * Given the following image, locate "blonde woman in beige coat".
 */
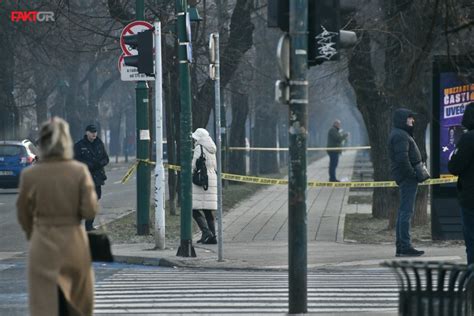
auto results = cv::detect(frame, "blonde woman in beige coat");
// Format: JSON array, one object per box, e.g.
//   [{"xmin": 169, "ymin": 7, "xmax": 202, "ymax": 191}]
[
  {"xmin": 191, "ymin": 128, "xmax": 218, "ymax": 244},
  {"xmin": 17, "ymin": 117, "xmax": 98, "ymax": 316}
]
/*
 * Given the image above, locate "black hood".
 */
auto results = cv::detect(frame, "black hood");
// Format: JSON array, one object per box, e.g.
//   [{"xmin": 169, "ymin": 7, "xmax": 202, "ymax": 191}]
[
  {"xmin": 393, "ymin": 108, "xmax": 415, "ymax": 133},
  {"xmin": 462, "ymin": 103, "xmax": 474, "ymax": 131}
]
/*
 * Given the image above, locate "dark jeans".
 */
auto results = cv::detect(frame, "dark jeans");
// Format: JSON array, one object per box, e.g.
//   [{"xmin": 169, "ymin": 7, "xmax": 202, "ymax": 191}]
[
  {"xmin": 85, "ymin": 185, "xmax": 101, "ymax": 231},
  {"xmin": 461, "ymin": 206, "xmax": 474, "ymax": 265},
  {"xmin": 396, "ymin": 179, "xmax": 418, "ymax": 250},
  {"xmin": 328, "ymin": 152, "xmax": 340, "ymax": 181}
]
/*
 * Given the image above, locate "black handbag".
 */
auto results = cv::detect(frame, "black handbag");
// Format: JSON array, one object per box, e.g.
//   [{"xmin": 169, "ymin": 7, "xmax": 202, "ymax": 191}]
[
  {"xmin": 192, "ymin": 145, "xmax": 209, "ymax": 190},
  {"xmin": 414, "ymin": 162, "xmax": 430, "ymax": 183},
  {"xmin": 88, "ymin": 232, "xmax": 114, "ymax": 262}
]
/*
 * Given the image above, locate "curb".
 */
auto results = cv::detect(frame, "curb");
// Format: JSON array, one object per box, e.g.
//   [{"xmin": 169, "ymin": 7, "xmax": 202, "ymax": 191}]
[
  {"xmin": 336, "ymin": 213, "xmax": 345, "ymax": 243},
  {"xmin": 113, "ymin": 255, "xmax": 176, "ymax": 267}
]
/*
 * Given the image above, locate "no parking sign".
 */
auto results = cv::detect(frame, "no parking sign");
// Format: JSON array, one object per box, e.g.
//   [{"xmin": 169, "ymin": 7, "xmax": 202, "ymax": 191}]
[{"xmin": 119, "ymin": 21, "xmax": 155, "ymax": 81}]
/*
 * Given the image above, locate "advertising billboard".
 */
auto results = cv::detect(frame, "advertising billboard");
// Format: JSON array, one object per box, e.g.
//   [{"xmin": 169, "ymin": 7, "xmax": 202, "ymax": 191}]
[
  {"xmin": 431, "ymin": 56, "xmax": 473, "ymax": 240},
  {"xmin": 438, "ymin": 74, "xmax": 473, "ymax": 177}
]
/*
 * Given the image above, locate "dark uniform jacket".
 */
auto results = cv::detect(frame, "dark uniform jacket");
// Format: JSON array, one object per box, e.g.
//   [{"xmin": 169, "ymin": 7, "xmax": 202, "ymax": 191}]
[
  {"xmin": 388, "ymin": 108, "xmax": 422, "ymax": 184},
  {"xmin": 448, "ymin": 104, "xmax": 474, "ymax": 209},
  {"xmin": 327, "ymin": 126, "xmax": 348, "ymax": 154},
  {"xmin": 74, "ymin": 136, "xmax": 109, "ymax": 186}
]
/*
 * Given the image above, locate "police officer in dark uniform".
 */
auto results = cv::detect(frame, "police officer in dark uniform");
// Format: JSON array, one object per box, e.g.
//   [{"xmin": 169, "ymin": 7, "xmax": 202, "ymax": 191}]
[{"xmin": 74, "ymin": 124, "xmax": 109, "ymax": 231}]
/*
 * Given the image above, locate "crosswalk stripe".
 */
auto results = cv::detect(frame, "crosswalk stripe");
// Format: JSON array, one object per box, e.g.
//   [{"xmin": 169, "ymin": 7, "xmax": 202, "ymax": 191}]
[{"xmin": 94, "ymin": 267, "xmax": 400, "ymax": 314}]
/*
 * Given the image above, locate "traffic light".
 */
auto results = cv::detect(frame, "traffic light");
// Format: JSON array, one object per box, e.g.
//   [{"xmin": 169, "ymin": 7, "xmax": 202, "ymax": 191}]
[
  {"xmin": 123, "ymin": 29, "xmax": 154, "ymax": 75},
  {"xmin": 308, "ymin": 0, "xmax": 356, "ymax": 67},
  {"xmin": 267, "ymin": 0, "xmax": 289, "ymax": 32}
]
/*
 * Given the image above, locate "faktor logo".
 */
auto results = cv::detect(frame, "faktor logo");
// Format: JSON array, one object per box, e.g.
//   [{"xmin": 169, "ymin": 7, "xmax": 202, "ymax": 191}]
[{"xmin": 11, "ymin": 11, "xmax": 55, "ymax": 22}]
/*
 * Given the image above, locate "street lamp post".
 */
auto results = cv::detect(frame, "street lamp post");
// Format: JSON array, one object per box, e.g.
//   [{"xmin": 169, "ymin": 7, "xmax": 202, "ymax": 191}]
[
  {"xmin": 135, "ymin": 0, "xmax": 151, "ymax": 235},
  {"xmin": 176, "ymin": 0, "xmax": 196, "ymax": 257},
  {"xmin": 288, "ymin": 0, "xmax": 308, "ymax": 314}
]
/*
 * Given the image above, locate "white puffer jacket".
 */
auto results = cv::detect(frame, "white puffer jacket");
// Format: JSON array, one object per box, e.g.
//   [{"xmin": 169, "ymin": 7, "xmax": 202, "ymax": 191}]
[{"xmin": 192, "ymin": 132, "xmax": 217, "ymax": 210}]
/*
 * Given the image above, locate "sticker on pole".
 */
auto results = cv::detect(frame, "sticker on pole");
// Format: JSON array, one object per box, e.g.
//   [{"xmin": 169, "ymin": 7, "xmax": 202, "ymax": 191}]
[
  {"xmin": 120, "ymin": 21, "xmax": 154, "ymax": 56},
  {"xmin": 118, "ymin": 54, "xmax": 155, "ymax": 81}
]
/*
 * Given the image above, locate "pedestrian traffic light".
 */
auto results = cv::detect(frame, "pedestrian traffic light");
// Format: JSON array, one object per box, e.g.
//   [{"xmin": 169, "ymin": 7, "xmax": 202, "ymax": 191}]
[
  {"xmin": 307, "ymin": 0, "xmax": 357, "ymax": 67},
  {"xmin": 123, "ymin": 29, "xmax": 154, "ymax": 75},
  {"xmin": 267, "ymin": 0, "xmax": 289, "ymax": 32},
  {"xmin": 268, "ymin": 0, "xmax": 357, "ymax": 68}
]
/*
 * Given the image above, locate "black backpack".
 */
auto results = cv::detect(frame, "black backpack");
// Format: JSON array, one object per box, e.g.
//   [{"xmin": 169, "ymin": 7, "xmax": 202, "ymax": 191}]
[{"xmin": 192, "ymin": 145, "xmax": 208, "ymax": 190}]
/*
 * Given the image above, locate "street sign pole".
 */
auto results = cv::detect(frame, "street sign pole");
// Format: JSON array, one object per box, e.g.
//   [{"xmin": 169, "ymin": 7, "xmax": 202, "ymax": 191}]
[
  {"xmin": 154, "ymin": 21, "xmax": 165, "ymax": 250},
  {"xmin": 176, "ymin": 0, "xmax": 196, "ymax": 257},
  {"xmin": 135, "ymin": 0, "xmax": 151, "ymax": 235},
  {"xmin": 209, "ymin": 32, "xmax": 224, "ymax": 262},
  {"xmin": 288, "ymin": 0, "xmax": 308, "ymax": 313}
]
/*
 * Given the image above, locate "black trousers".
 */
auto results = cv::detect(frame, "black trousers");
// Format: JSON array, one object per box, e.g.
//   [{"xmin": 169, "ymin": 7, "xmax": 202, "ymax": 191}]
[
  {"xmin": 85, "ymin": 185, "xmax": 101, "ymax": 231},
  {"xmin": 192, "ymin": 209, "xmax": 215, "ymax": 236},
  {"xmin": 58, "ymin": 287, "xmax": 68, "ymax": 316}
]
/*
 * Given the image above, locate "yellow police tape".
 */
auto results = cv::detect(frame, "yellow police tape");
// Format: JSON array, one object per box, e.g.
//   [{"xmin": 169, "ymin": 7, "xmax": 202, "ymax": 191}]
[
  {"xmin": 228, "ymin": 146, "xmax": 371, "ymax": 152},
  {"xmin": 121, "ymin": 159, "xmax": 458, "ymax": 188}
]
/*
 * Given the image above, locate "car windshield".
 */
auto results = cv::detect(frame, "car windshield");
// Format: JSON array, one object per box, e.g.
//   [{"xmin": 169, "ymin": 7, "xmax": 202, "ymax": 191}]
[{"xmin": 0, "ymin": 145, "xmax": 25, "ymax": 156}]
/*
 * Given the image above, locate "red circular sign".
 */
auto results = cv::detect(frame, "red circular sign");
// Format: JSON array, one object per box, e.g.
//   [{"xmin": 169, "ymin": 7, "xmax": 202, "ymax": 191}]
[{"xmin": 120, "ymin": 21, "xmax": 153, "ymax": 56}]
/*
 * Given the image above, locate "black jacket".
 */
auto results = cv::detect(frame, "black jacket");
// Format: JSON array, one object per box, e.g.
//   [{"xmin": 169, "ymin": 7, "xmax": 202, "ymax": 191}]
[
  {"xmin": 448, "ymin": 103, "xmax": 474, "ymax": 208},
  {"xmin": 327, "ymin": 126, "xmax": 348, "ymax": 154},
  {"xmin": 74, "ymin": 136, "xmax": 109, "ymax": 186},
  {"xmin": 388, "ymin": 108, "xmax": 422, "ymax": 184}
]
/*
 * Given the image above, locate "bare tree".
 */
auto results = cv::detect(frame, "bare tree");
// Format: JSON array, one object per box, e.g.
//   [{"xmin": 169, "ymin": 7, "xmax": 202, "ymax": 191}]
[{"xmin": 347, "ymin": 0, "xmax": 474, "ymax": 227}]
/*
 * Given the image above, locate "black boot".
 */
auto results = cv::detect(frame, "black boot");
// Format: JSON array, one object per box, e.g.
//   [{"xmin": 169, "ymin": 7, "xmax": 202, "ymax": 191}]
[
  {"xmin": 203, "ymin": 210, "xmax": 217, "ymax": 244},
  {"xmin": 193, "ymin": 210, "xmax": 213, "ymax": 243}
]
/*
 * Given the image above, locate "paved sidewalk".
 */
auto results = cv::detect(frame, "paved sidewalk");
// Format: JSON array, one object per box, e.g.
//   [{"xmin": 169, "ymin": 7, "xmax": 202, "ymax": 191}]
[{"xmin": 110, "ymin": 150, "xmax": 466, "ymax": 270}]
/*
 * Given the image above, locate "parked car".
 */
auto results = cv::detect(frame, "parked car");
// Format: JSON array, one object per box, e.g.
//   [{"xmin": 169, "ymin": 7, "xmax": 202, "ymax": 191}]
[{"xmin": 0, "ymin": 140, "xmax": 39, "ymax": 188}]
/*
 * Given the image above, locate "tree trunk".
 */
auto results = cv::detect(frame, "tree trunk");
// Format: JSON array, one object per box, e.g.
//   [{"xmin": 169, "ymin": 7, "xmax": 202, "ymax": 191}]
[
  {"xmin": 35, "ymin": 96, "xmax": 48, "ymax": 128},
  {"xmin": 228, "ymin": 80, "xmax": 249, "ymax": 175},
  {"xmin": 164, "ymin": 42, "xmax": 180, "ymax": 215},
  {"xmin": 109, "ymin": 110, "xmax": 122, "ymax": 157},
  {"xmin": 64, "ymin": 65, "xmax": 83, "ymax": 141},
  {"xmin": 382, "ymin": 0, "xmax": 431, "ymax": 228},
  {"xmin": 0, "ymin": 17, "xmax": 17, "ymax": 140},
  {"xmin": 192, "ymin": 0, "xmax": 254, "ymax": 128},
  {"xmin": 348, "ymin": 31, "xmax": 399, "ymax": 219}
]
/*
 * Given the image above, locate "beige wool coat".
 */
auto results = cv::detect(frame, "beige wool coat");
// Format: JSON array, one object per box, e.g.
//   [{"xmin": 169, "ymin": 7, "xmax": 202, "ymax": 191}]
[
  {"xmin": 192, "ymin": 137, "xmax": 218, "ymax": 210},
  {"xmin": 17, "ymin": 158, "xmax": 98, "ymax": 316}
]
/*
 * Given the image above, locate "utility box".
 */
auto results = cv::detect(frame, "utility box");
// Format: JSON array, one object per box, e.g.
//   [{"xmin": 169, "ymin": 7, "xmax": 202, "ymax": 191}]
[{"xmin": 431, "ymin": 56, "xmax": 473, "ymax": 240}]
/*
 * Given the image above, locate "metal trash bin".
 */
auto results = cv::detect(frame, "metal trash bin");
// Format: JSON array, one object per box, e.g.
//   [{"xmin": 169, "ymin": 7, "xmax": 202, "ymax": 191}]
[{"xmin": 381, "ymin": 261, "xmax": 474, "ymax": 316}]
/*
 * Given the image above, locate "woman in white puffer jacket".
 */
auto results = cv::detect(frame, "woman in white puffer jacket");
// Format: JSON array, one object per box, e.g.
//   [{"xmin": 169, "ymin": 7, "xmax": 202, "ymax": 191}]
[{"xmin": 191, "ymin": 128, "xmax": 217, "ymax": 244}]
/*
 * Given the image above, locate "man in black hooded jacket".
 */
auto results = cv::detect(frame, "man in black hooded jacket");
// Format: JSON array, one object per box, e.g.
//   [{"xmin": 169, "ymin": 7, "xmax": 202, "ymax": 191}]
[
  {"xmin": 448, "ymin": 102, "xmax": 474, "ymax": 265},
  {"xmin": 388, "ymin": 108, "xmax": 425, "ymax": 257}
]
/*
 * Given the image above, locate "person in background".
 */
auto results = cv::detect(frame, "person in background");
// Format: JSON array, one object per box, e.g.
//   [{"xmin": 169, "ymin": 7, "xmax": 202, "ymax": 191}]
[
  {"xmin": 388, "ymin": 108, "xmax": 425, "ymax": 257},
  {"xmin": 191, "ymin": 128, "xmax": 218, "ymax": 244},
  {"xmin": 326, "ymin": 120, "xmax": 349, "ymax": 182},
  {"xmin": 74, "ymin": 124, "xmax": 109, "ymax": 231},
  {"xmin": 17, "ymin": 117, "xmax": 98, "ymax": 316},
  {"xmin": 448, "ymin": 102, "xmax": 474, "ymax": 265}
]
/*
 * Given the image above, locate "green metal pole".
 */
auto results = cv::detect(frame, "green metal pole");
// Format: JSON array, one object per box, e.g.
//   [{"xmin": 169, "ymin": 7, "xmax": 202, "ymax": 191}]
[
  {"xmin": 176, "ymin": 0, "xmax": 196, "ymax": 257},
  {"xmin": 136, "ymin": 0, "xmax": 150, "ymax": 235},
  {"xmin": 288, "ymin": 0, "xmax": 308, "ymax": 313}
]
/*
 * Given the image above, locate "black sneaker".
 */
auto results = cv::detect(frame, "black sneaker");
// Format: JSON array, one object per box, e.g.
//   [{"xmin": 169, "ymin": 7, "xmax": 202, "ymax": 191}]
[{"xmin": 396, "ymin": 248, "xmax": 424, "ymax": 257}]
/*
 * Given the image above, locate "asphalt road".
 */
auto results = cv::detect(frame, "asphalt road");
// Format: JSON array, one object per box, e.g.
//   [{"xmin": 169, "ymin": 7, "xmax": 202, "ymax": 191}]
[
  {"xmin": 0, "ymin": 188, "xmax": 26, "ymax": 253},
  {"xmin": 0, "ymin": 163, "xmax": 160, "ymax": 315},
  {"xmin": 0, "ymin": 165, "xmax": 136, "ymax": 255},
  {"xmin": 0, "ymin": 255, "xmax": 140, "ymax": 316}
]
